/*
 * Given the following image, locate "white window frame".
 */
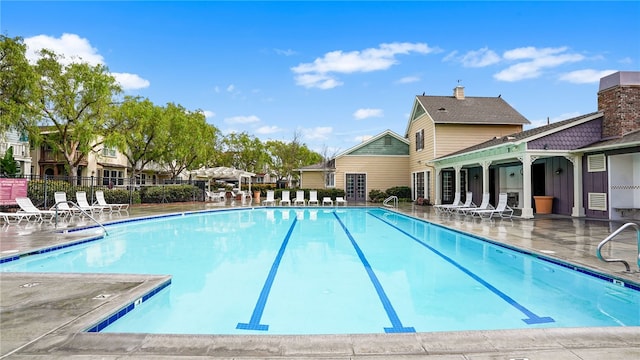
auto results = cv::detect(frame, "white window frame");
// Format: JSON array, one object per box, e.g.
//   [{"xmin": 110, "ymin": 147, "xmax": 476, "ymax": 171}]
[
  {"xmin": 102, "ymin": 146, "xmax": 117, "ymax": 158},
  {"xmin": 325, "ymin": 172, "xmax": 335, "ymax": 188},
  {"xmin": 415, "ymin": 129, "xmax": 424, "ymax": 151}
]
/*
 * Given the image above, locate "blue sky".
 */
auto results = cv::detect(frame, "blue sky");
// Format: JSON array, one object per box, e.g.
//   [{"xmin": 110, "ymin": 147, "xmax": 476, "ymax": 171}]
[{"xmin": 3, "ymin": 1, "xmax": 639, "ymax": 154}]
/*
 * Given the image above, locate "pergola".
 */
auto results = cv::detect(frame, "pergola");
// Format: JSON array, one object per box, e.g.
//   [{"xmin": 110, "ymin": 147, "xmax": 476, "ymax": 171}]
[{"xmin": 188, "ymin": 166, "xmax": 256, "ymax": 192}]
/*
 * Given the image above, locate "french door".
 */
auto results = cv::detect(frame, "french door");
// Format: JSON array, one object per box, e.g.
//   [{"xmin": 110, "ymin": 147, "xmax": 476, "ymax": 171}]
[{"xmin": 346, "ymin": 173, "xmax": 367, "ymax": 202}]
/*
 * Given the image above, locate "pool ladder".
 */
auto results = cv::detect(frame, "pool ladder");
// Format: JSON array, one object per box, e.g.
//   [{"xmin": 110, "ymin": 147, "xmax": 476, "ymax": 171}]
[
  {"xmin": 383, "ymin": 196, "xmax": 398, "ymax": 208},
  {"xmin": 52, "ymin": 201, "xmax": 108, "ymax": 236},
  {"xmin": 596, "ymin": 222, "xmax": 639, "ymax": 272}
]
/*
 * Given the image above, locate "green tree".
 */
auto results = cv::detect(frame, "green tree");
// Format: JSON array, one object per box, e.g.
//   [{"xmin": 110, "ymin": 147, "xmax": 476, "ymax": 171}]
[
  {"xmin": 161, "ymin": 103, "xmax": 221, "ymax": 179},
  {"xmin": 265, "ymin": 133, "xmax": 323, "ymax": 184},
  {"xmin": 0, "ymin": 146, "xmax": 18, "ymax": 176},
  {"xmin": 219, "ymin": 132, "xmax": 268, "ymax": 173},
  {"xmin": 0, "ymin": 35, "xmax": 38, "ymax": 132},
  {"xmin": 110, "ymin": 96, "xmax": 167, "ymax": 181},
  {"xmin": 29, "ymin": 49, "xmax": 122, "ymax": 178}
]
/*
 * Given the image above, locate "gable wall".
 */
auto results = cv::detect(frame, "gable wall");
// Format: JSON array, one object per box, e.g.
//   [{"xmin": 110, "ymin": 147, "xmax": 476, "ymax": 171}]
[
  {"xmin": 434, "ymin": 124, "xmax": 523, "ymax": 158},
  {"xmin": 336, "ymin": 155, "xmax": 410, "ymax": 193},
  {"xmin": 528, "ymin": 119, "xmax": 602, "ymax": 150},
  {"xmin": 349, "ymin": 134, "xmax": 409, "ymax": 156}
]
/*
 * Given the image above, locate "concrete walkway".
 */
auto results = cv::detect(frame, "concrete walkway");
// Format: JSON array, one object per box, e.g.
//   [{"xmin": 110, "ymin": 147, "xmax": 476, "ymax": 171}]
[{"xmin": 1, "ymin": 201, "xmax": 639, "ymax": 359}]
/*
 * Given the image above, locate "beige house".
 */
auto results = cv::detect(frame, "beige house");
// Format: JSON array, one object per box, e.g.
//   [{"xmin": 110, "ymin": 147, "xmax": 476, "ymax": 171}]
[
  {"xmin": 407, "ymin": 86, "xmax": 529, "ymax": 204},
  {"xmin": 299, "ymin": 130, "xmax": 410, "ymax": 202}
]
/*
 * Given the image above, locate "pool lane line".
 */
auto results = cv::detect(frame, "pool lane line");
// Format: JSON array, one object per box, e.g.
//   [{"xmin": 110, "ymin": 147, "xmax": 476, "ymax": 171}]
[
  {"xmin": 332, "ymin": 212, "xmax": 416, "ymax": 333},
  {"xmin": 236, "ymin": 217, "xmax": 298, "ymax": 331},
  {"xmin": 368, "ymin": 211, "xmax": 554, "ymax": 325}
]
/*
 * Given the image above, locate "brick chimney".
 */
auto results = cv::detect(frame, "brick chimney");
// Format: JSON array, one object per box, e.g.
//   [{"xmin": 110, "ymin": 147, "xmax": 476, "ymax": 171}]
[
  {"xmin": 597, "ymin": 71, "xmax": 640, "ymax": 138},
  {"xmin": 453, "ymin": 85, "xmax": 465, "ymax": 100}
]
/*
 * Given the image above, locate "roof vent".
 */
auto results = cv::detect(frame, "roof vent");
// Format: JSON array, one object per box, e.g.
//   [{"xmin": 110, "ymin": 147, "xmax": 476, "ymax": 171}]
[{"xmin": 438, "ymin": 107, "xmax": 447, "ymax": 112}]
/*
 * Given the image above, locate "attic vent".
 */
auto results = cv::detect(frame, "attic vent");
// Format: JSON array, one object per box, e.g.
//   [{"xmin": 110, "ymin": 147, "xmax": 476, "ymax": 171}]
[
  {"xmin": 587, "ymin": 154, "xmax": 606, "ymax": 172},
  {"xmin": 438, "ymin": 107, "xmax": 447, "ymax": 112},
  {"xmin": 588, "ymin": 193, "xmax": 607, "ymax": 211}
]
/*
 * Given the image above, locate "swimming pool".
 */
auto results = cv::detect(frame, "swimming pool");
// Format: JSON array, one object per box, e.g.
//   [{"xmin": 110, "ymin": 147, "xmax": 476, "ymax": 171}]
[{"xmin": 1, "ymin": 207, "xmax": 638, "ymax": 335}]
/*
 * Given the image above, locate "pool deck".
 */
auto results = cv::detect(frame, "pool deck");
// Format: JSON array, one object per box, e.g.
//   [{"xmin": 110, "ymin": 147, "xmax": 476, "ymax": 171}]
[{"xmin": 1, "ymin": 201, "xmax": 639, "ymax": 359}]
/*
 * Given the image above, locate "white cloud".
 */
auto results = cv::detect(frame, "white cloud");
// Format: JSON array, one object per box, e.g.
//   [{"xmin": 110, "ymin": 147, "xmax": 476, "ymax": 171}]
[
  {"xmin": 292, "ymin": 42, "xmax": 437, "ymax": 89},
  {"xmin": 300, "ymin": 126, "xmax": 333, "ymax": 141},
  {"xmin": 558, "ymin": 69, "xmax": 617, "ymax": 84},
  {"xmin": 353, "ymin": 108, "xmax": 383, "ymax": 120},
  {"xmin": 354, "ymin": 135, "xmax": 373, "ymax": 143},
  {"xmin": 618, "ymin": 57, "xmax": 633, "ymax": 64},
  {"xmin": 459, "ymin": 47, "xmax": 501, "ymax": 67},
  {"xmin": 255, "ymin": 125, "xmax": 282, "ymax": 135},
  {"xmin": 201, "ymin": 110, "xmax": 215, "ymax": 118},
  {"xmin": 274, "ymin": 48, "xmax": 297, "ymax": 56},
  {"xmin": 224, "ymin": 115, "xmax": 260, "ymax": 124},
  {"xmin": 226, "ymin": 84, "xmax": 235, "ymax": 92},
  {"xmin": 24, "ymin": 33, "xmax": 104, "ymax": 65},
  {"xmin": 111, "ymin": 72, "xmax": 150, "ymax": 90},
  {"xmin": 494, "ymin": 46, "xmax": 585, "ymax": 82},
  {"xmin": 396, "ymin": 76, "xmax": 420, "ymax": 84},
  {"xmin": 25, "ymin": 33, "xmax": 150, "ymax": 91}
]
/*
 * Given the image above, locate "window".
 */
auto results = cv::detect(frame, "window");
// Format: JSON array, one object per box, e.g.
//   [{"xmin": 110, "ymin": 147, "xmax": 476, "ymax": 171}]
[
  {"xmin": 384, "ymin": 135, "xmax": 392, "ymax": 146},
  {"xmin": 587, "ymin": 154, "xmax": 606, "ymax": 172},
  {"xmin": 256, "ymin": 176, "xmax": 264, "ymax": 184},
  {"xmin": 325, "ymin": 172, "xmax": 335, "ymax": 188},
  {"xmin": 415, "ymin": 129, "xmax": 424, "ymax": 151},
  {"xmin": 102, "ymin": 146, "xmax": 117, "ymax": 157},
  {"xmin": 102, "ymin": 169, "xmax": 124, "ymax": 186}
]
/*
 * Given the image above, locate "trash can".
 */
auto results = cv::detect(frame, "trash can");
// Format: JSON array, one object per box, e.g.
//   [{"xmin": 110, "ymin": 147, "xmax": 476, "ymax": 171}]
[{"xmin": 533, "ymin": 196, "xmax": 553, "ymax": 214}]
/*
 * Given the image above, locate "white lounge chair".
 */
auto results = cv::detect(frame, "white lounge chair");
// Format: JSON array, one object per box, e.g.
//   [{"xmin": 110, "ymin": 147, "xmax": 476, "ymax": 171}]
[
  {"xmin": 262, "ymin": 190, "xmax": 277, "ymax": 206},
  {"xmin": 51, "ymin": 192, "xmax": 79, "ymax": 217},
  {"xmin": 16, "ymin": 197, "xmax": 58, "ymax": 222},
  {"xmin": 443, "ymin": 192, "xmax": 474, "ymax": 213},
  {"xmin": 0, "ymin": 211, "xmax": 36, "ymax": 224},
  {"xmin": 433, "ymin": 192, "xmax": 461, "ymax": 213},
  {"xmin": 469, "ymin": 193, "xmax": 514, "ymax": 219},
  {"xmin": 322, "ymin": 197, "xmax": 333, "ymax": 206},
  {"xmin": 293, "ymin": 190, "xmax": 306, "ymax": 206},
  {"xmin": 335, "ymin": 197, "xmax": 347, "ymax": 206},
  {"xmin": 95, "ymin": 190, "xmax": 129, "ymax": 213},
  {"xmin": 279, "ymin": 190, "xmax": 291, "ymax": 206},
  {"xmin": 457, "ymin": 193, "xmax": 493, "ymax": 215},
  {"xmin": 308, "ymin": 191, "xmax": 319, "ymax": 206},
  {"xmin": 76, "ymin": 191, "xmax": 106, "ymax": 215}
]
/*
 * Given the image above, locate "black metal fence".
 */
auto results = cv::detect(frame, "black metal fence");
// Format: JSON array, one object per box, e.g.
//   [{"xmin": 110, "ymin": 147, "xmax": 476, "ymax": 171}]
[{"xmin": 17, "ymin": 175, "xmax": 207, "ymax": 209}]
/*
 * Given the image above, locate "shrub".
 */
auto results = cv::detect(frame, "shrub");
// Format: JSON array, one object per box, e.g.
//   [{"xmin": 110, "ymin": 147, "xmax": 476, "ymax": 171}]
[
  {"xmin": 385, "ymin": 186, "xmax": 412, "ymax": 200},
  {"xmin": 369, "ymin": 189, "xmax": 387, "ymax": 203},
  {"xmin": 140, "ymin": 185, "xmax": 200, "ymax": 203}
]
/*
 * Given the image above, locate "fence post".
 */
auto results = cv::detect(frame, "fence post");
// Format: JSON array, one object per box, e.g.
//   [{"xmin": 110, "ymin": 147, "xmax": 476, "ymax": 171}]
[
  {"xmin": 43, "ymin": 175, "xmax": 48, "ymax": 208},
  {"xmin": 90, "ymin": 175, "xmax": 95, "ymax": 204}
]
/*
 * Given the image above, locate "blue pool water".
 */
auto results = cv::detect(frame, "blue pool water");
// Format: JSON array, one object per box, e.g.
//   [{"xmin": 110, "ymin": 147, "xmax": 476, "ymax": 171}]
[{"xmin": 1, "ymin": 208, "xmax": 638, "ymax": 335}]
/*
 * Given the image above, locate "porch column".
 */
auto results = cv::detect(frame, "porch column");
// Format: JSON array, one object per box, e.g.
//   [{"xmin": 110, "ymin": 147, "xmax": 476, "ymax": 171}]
[
  {"xmin": 454, "ymin": 165, "xmax": 462, "ymax": 198},
  {"xmin": 570, "ymin": 154, "xmax": 585, "ymax": 217},
  {"xmin": 481, "ymin": 160, "xmax": 491, "ymax": 195},
  {"xmin": 435, "ymin": 167, "xmax": 442, "ymax": 205},
  {"xmin": 520, "ymin": 154, "xmax": 535, "ymax": 219}
]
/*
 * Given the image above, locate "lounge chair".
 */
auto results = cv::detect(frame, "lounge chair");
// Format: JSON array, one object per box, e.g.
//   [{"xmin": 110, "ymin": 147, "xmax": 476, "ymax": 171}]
[
  {"xmin": 76, "ymin": 191, "xmax": 106, "ymax": 215},
  {"xmin": 322, "ymin": 197, "xmax": 333, "ymax": 206},
  {"xmin": 469, "ymin": 193, "xmax": 514, "ymax": 219},
  {"xmin": 293, "ymin": 190, "xmax": 306, "ymax": 206},
  {"xmin": 442, "ymin": 192, "xmax": 474, "ymax": 213},
  {"xmin": 16, "ymin": 197, "xmax": 58, "ymax": 222},
  {"xmin": 279, "ymin": 190, "xmax": 291, "ymax": 206},
  {"xmin": 308, "ymin": 191, "xmax": 319, "ymax": 206},
  {"xmin": 456, "ymin": 193, "xmax": 492, "ymax": 215},
  {"xmin": 335, "ymin": 197, "xmax": 347, "ymax": 206},
  {"xmin": 262, "ymin": 190, "xmax": 277, "ymax": 206},
  {"xmin": 52, "ymin": 192, "xmax": 81, "ymax": 217},
  {"xmin": 433, "ymin": 192, "xmax": 461, "ymax": 213},
  {"xmin": 95, "ymin": 190, "xmax": 129, "ymax": 213},
  {"xmin": 0, "ymin": 211, "xmax": 36, "ymax": 224}
]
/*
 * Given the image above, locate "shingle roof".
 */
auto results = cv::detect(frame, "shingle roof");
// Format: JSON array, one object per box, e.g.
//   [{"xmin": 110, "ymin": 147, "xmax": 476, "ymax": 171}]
[
  {"xmin": 417, "ymin": 95, "xmax": 530, "ymax": 125},
  {"xmin": 438, "ymin": 112, "xmax": 602, "ymax": 159},
  {"xmin": 580, "ymin": 129, "xmax": 640, "ymax": 150}
]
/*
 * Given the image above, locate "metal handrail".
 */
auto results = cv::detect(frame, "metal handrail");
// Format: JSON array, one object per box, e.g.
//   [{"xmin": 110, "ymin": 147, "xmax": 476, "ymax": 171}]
[
  {"xmin": 383, "ymin": 196, "xmax": 398, "ymax": 208},
  {"xmin": 596, "ymin": 222, "xmax": 639, "ymax": 272},
  {"xmin": 53, "ymin": 201, "xmax": 108, "ymax": 236}
]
